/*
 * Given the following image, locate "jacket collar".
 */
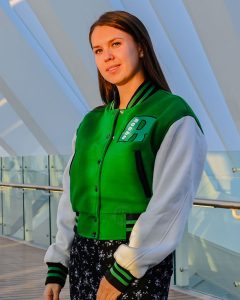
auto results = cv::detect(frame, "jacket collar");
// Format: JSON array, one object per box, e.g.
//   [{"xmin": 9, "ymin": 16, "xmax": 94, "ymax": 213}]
[{"xmin": 110, "ymin": 80, "xmax": 157, "ymax": 110}]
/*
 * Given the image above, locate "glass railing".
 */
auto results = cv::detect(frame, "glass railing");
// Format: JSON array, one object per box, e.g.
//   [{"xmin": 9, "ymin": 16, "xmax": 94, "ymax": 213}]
[
  {"xmin": 0, "ymin": 151, "xmax": 240, "ymax": 299},
  {"xmin": 197, "ymin": 151, "xmax": 240, "ymax": 202},
  {"xmin": 0, "ymin": 184, "xmax": 63, "ymax": 247},
  {"xmin": 175, "ymin": 202, "xmax": 240, "ymax": 300},
  {"xmin": 175, "ymin": 151, "xmax": 240, "ymax": 299},
  {"xmin": 0, "ymin": 154, "xmax": 69, "ymax": 247}
]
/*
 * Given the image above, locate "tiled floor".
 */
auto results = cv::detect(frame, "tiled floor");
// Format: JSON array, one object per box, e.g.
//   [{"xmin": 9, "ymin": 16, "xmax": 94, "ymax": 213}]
[{"xmin": 0, "ymin": 236, "xmax": 203, "ymax": 299}]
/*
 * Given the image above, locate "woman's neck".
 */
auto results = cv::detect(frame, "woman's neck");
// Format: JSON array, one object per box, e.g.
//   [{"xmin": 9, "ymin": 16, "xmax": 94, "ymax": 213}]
[{"xmin": 117, "ymin": 75, "xmax": 146, "ymax": 109}]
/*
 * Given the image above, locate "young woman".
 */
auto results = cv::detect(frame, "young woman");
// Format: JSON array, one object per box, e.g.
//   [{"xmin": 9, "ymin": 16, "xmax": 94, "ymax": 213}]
[{"xmin": 43, "ymin": 11, "xmax": 207, "ymax": 300}]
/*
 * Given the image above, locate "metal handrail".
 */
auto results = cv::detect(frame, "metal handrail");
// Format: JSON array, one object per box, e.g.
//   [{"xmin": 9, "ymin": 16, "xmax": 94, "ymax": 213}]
[
  {"xmin": 194, "ymin": 198, "xmax": 240, "ymax": 209},
  {"xmin": 0, "ymin": 182, "xmax": 63, "ymax": 192},
  {"xmin": 1, "ymin": 182, "xmax": 240, "ymax": 209}
]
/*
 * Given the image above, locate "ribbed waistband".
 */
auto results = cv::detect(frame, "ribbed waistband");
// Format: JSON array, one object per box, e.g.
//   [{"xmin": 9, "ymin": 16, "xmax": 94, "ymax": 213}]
[{"xmin": 74, "ymin": 212, "xmax": 141, "ymax": 240}]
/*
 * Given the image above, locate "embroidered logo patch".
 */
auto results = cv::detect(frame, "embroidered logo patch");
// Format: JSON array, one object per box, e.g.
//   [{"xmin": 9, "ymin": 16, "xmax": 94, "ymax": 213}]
[{"xmin": 119, "ymin": 116, "xmax": 156, "ymax": 142}]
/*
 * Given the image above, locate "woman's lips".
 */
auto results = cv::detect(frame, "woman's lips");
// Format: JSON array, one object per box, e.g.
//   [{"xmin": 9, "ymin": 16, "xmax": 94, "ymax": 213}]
[{"xmin": 106, "ymin": 64, "xmax": 120, "ymax": 72}]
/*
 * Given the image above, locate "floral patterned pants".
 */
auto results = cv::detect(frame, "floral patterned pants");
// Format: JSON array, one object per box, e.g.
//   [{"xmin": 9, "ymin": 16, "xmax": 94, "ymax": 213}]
[{"xmin": 69, "ymin": 234, "xmax": 173, "ymax": 300}]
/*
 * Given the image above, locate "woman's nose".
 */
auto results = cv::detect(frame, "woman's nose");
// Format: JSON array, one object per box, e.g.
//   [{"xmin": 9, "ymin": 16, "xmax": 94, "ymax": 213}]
[{"xmin": 104, "ymin": 50, "xmax": 114, "ymax": 62}]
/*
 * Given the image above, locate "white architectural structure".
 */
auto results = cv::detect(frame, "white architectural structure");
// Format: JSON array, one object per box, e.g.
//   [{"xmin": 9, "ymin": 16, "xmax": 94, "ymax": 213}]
[
  {"xmin": 0, "ymin": 0, "xmax": 240, "ymax": 155},
  {"xmin": 0, "ymin": 1, "xmax": 240, "ymax": 299}
]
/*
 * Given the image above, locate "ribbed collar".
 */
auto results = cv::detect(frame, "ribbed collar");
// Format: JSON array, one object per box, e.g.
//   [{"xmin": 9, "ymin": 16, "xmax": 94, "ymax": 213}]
[{"xmin": 110, "ymin": 80, "xmax": 157, "ymax": 110}]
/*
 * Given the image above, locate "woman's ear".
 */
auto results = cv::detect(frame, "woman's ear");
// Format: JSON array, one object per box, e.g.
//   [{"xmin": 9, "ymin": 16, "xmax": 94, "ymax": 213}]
[{"xmin": 138, "ymin": 44, "xmax": 144, "ymax": 58}]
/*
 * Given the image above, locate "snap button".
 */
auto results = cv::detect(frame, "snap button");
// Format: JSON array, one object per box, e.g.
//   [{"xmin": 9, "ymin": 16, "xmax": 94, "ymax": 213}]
[
  {"xmin": 95, "ymin": 186, "xmax": 98, "ymax": 192},
  {"xmin": 97, "ymin": 160, "xmax": 101, "ymax": 165},
  {"xmin": 92, "ymin": 232, "xmax": 96, "ymax": 237}
]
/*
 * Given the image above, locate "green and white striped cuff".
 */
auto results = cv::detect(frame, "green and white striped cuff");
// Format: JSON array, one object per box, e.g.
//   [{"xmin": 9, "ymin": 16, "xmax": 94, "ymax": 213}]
[{"xmin": 105, "ymin": 262, "xmax": 135, "ymax": 292}]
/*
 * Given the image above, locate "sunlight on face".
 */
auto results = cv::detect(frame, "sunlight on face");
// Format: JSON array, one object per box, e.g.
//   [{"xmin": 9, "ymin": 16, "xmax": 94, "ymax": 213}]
[{"xmin": 91, "ymin": 26, "xmax": 144, "ymax": 86}]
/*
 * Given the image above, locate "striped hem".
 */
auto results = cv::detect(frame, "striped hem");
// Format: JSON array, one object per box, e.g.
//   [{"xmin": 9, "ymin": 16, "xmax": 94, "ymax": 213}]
[
  {"xmin": 45, "ymin": 262, "xmax": 68, "ymax": 288},
  {"xmin": 126, "ymin": 219, "xmax": 137, "ymax": 232},
  {"xmin": 105, "ymin": 262, "xmax": 135, "ymax": 292}
]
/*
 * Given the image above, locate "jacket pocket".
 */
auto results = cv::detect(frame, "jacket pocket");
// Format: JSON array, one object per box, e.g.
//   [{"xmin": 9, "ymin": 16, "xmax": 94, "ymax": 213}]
[{"xmin": 134, "ymin": 150, "xmax": 152, "ymax": 198}]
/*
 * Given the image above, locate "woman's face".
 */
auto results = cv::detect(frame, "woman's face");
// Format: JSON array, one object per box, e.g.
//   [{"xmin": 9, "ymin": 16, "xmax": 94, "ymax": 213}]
[{"xmin": 91, "ymin": 25, "xmax": 145, "ymax": 86}]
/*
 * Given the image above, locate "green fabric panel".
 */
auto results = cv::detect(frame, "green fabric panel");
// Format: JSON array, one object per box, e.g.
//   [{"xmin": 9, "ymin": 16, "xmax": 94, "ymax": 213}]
[
  {"xmin": 100, "ymin": 213, "xmax": 125, "ymax": 239},
  {"xmin": 76, "ymin": 213, "xmax": 98, "ymax": 239}
]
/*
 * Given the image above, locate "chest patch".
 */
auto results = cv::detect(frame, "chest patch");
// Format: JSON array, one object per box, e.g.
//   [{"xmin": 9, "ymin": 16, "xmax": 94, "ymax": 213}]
[{"xmin": 119, "ymin": 116, "xmax": 156, "ymax": 142}]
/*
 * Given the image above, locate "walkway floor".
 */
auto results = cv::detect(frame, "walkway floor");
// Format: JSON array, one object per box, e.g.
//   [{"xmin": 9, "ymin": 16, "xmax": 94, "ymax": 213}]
[{"xmin": 0, "ymin": 236, "xmax": 207, "ymax": 300}]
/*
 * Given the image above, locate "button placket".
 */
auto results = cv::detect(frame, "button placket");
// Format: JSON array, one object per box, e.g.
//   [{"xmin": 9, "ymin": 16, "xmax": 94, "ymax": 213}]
[{"xmin": 96, "ymin": 110, "xmax": 120, "ymax": 239}]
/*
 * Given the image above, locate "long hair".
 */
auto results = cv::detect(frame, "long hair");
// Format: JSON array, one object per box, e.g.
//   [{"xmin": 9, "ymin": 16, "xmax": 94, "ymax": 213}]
[{"xmin": 89, "ymin": 10, "xmax": 171, "ymax": 104}]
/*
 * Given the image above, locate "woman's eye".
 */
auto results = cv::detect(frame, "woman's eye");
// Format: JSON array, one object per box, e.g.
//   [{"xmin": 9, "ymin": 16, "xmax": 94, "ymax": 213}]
[
  {"xmin": 94, "ymin": 49, "xmax": 102, "ymax": 55},
  {"xmin": 112, "ymin": 42, "xmax": 121, "ymax": 47}
]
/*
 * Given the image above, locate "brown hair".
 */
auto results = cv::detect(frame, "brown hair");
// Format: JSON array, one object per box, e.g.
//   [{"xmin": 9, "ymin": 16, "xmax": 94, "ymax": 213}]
[{"xmin": 89, "ymin": 10, "xmax": 171, "ymax": 104}]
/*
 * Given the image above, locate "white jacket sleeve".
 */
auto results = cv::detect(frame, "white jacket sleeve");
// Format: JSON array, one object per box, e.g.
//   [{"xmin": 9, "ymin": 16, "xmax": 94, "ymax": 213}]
[
  {"xmin": 44, "ymin": 134, "xmax": 76, "ymax": 268},
  {"xmin": 114, "ymin": 116, "xmax": 207, "ymax": 278}
]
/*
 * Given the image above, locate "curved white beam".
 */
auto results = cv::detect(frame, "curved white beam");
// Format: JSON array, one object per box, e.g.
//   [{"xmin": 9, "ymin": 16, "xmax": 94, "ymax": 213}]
[
  {"xmin": 0, "ymin": 2, "xmax": 84, "ymax": 154},
  {"xmin": 1, "ymin": 0, "xmax": 240, "ymax": 154},
  {"xmin": 0, "ymin": 93, "xmax": 46, "ymax": 156},
  {"xmin": 184, "ymin": 0, "xmax": 240, "ymax": 146},
  {"xmin": 27, "ymin": 0, "xmax": 110, "ymax": 109}
]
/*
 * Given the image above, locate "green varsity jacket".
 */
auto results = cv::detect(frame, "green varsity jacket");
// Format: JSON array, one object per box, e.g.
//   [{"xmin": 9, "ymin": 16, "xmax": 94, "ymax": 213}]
[{"xmin": 69, "ymin": 81, "xmax": 202, "ymax": 240}]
